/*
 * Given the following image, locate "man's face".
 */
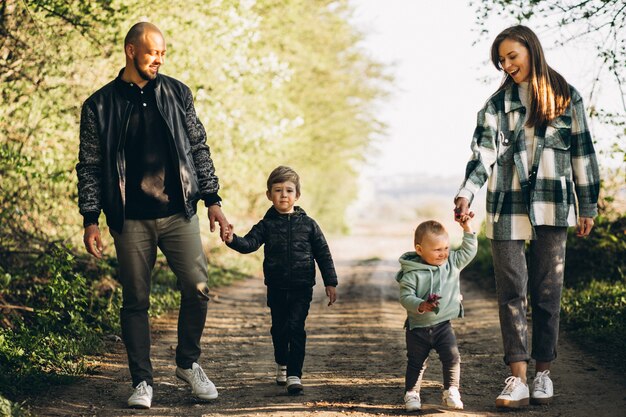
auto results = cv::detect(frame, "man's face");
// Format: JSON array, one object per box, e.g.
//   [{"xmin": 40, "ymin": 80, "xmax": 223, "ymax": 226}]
[{"xmin": 130, "ymin": 31, "xmax": 166, "ymax": 81}]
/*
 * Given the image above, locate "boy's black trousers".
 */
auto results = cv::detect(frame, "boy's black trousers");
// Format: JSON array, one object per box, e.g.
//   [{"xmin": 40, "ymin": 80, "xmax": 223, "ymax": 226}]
[{"xmin": 267, "ymin": 286, "xmax": 314, "ymax": 378}]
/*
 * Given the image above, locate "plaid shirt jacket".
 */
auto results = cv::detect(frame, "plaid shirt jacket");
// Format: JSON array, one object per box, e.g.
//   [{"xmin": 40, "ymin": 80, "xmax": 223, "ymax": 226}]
[{"xmin": 456, "ymin": 84, "xmax": 600, "ymax": 240}]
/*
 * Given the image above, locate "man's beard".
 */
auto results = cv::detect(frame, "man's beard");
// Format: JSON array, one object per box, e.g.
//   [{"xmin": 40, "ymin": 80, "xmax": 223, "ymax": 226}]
[{"xmin": 133, "ymin": 56, "xmax": 157, "ymax": 81}]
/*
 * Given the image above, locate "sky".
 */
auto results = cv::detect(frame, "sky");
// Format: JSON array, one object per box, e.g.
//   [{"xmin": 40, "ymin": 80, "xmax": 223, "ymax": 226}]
[{"xmin": 348, "ymin": 0, "xmax": 622, "ymax": 180}]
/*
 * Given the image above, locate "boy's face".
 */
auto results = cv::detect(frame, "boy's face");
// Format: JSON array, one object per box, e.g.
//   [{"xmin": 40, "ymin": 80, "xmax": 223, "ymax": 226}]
[
  {"xmin": 415, "ymin": 232, "xmax": 450, "ymax": 266},
  {"xmin": 267, "ymin": 181, "xmax": 299, "ymax": 214}
]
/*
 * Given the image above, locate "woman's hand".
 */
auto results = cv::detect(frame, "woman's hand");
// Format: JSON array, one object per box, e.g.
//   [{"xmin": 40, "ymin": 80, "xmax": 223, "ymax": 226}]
[
  {"xmin": 454, "ymin": 197, "xmax": 470, "ymax": 223},
  {"xmin": 576, "ymin": 217, "xmax": 594, "ymax": 237}
]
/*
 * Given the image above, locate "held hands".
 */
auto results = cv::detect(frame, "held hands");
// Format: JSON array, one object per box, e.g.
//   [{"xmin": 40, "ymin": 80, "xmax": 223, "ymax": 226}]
[
  {"xmin": 454, "ymin": 197, "xmax": 474, "ymax": 232},
  {"xmin": 325, "ymin": 286, "xmax": 337, "ymax": 306},
  {"xmin": 224, "ymin": 224, "xmax": 234, "ymax": 244},
  {"xmin": 83, "ymin": 224, "xmax": 103, "ymax": 259},
  {"xmin": 207, "ymin": 205, "xmax": 233, "ymax": 242}
]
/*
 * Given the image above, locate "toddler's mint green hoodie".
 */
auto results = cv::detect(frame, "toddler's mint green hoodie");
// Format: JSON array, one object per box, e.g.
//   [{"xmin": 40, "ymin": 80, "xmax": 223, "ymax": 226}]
[{"xmin": 396, "ymin": 232, "xmax": 477, "ymax": 329}]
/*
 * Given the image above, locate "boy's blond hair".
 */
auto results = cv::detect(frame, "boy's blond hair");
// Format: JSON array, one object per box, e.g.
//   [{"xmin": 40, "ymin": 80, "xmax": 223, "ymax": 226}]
[
  {"xmin": 267, "ymin": 166, "xmax": 301, "ymax": 196},
  {"xmin": 414, "ymin": 220, "xmax": 447, "ymax": 246}
]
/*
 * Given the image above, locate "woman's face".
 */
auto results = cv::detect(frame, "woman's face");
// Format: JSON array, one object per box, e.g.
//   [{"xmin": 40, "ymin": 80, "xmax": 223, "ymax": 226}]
[{"xmin": 498, "ymin": 38, "xmax": 531, "ymax": 84}]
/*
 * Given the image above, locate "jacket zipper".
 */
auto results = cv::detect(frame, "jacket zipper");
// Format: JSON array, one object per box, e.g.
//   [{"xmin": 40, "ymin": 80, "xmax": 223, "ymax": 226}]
[
  {"xmin": 117, "ymin": 102, "xmax": 133, "ymax": 215},
  {"xmin": 287, "ymin": 214, "xmax": 292, "ymax": 286}
]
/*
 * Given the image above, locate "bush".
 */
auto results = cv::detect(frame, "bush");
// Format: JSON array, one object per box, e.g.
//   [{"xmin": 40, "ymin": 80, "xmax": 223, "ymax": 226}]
[
  {"xmin": 564, "ymin": 215, "xmax": 626, "ymax": 287},
  {"xmin": 0, "ymin": 245, "xmax": 115, "ymax": 396},
  {"xmin": 561, "ymin": 279, "xmax": 626, "ymax": 372},
  {"xmin": 0, "ymin": 394, "xmax": 32, "ymax": 417}
]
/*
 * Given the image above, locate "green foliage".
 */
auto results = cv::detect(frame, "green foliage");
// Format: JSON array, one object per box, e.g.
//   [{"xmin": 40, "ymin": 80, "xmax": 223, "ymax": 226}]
[
  {"xmin": 0, "ymin": 0, "xmax": 387, "ymax": 401},
  {"xmin": 564, "ymin": 215, "xmax": 626, "ymax": 287},
  {"xmin": 560, "ymin": 279, "xmax": 626, "ymax": 372},
  {"xmin": 0, "ymin": 245, "xmax": 111, "ymax": 396},
  {"xmin": 561, "ymin": 280, "xmax": 626, "ymax": 334},
  {"xmin": 0, "ymin": 394, "xmax": 32, "ymax": 417}
]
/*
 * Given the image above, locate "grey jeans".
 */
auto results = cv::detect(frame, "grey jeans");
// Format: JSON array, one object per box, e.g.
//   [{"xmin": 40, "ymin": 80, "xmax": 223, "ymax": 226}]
[
  {"xmin": 405, "ymin": 320, "xmax": 461, "ymax": 392},
  {"xmin": 491, "ymin": 226, "xmax": 567, "ymax": 365},
  {"xmin": 110, "ymin": 213, "xmax": 210, "ymax": 387}
]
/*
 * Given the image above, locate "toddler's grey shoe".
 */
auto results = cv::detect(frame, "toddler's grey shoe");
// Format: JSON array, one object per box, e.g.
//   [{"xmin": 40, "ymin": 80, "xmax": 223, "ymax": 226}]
[
  {"xmin": 442, "ymin": 386, "xmax": 463, "ymax": 409},
  {"xmin": 496, "ymin": 376, "xmax": 529, "ymax": 408},
  {"xmin": 276, "ymin": 364, "xmax": 287, "ymax": 385},
  {"xmin": 404, "ymin": 390, "xmax": 421, "ymax": 412},
  {"xmin": 128, "ymin": 380, "xmax": 152, "ymax": 409},
  {"xmin": 176, "ymin": 362, "xmax": 218, "ymax": 400},
  {"xmin": 531, "ymin": 370, "xmax": 553, "ymax": 404},
  {"xmin": 286, "ymin": 376, "xmax": 303, "ymax": 395}
]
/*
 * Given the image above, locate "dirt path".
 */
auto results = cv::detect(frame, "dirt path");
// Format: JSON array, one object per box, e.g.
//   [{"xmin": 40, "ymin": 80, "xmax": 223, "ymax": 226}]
[{"xmin": 31, "ymin": 227, "xmax": 626, "ymax": 417}]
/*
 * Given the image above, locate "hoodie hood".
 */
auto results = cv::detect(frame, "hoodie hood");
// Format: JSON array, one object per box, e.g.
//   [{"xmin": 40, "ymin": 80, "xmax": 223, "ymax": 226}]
[{"xmin": 395, "ymin": 251, "xmax": 439, "ymax": 281}]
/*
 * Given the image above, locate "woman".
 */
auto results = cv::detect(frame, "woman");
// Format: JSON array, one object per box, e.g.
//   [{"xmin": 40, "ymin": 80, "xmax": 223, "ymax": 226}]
[{"xmin": 454, "ymin": 25, "xmax": 600, "ymax": 409}]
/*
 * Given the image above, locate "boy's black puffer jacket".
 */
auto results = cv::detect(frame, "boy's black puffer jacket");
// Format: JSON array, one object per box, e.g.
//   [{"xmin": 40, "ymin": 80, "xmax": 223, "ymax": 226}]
[{"xmin": 226, "ymin": 206, "xmax": 337, "ymax": 289}]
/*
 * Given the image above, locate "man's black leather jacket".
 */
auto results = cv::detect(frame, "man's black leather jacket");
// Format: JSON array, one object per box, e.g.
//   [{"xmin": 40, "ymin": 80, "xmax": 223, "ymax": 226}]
[{"xmin": 76, "ymin": 72, "xmax": 220, "ymax": 233}]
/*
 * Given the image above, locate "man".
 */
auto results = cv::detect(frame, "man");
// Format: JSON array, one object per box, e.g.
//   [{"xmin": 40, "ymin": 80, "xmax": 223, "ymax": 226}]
[{"xmin": 77, "ymin": 22, "xmax": 230, "ymax": 409}]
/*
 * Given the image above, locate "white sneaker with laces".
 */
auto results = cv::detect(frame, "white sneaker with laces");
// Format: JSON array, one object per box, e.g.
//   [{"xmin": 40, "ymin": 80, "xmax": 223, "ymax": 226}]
[
  {"xmin": 176, "ymin": 362, "xmax": 218, "ymax": 400},
  {"xmin": 128, "ymin": 381, "xmax": 152, "ymax": 409},
  {"xmin": 442, "ymin": 386, "xmax": 464, "ymax": 409},
  {"xmin": 276, "ymin": 364, "xmax": 287, "ymax": 386},
  {"xmin": 404, "ymin": 390, "xmax": 421, "ymax": 412},
  {"xmin": 286, "ymin": 376, "xmax": 303, "ymax": 394},
  {"xmin": 496, "ymin": 376, "xmax": 529, "ymax": 408},
  {"xmin": 531, "ymin": 370, "xmax": 553, "ymax": 404}
]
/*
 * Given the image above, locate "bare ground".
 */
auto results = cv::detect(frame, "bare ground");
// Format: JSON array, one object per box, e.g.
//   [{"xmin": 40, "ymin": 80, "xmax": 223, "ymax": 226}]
[{"xmin": 30, "ymin": 225, "xmax": 626, "ymax": 417}]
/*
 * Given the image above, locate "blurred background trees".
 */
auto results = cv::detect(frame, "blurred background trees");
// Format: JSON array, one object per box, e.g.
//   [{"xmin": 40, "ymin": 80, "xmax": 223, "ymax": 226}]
[{"xmin": 0, "ymin": 0, "xmax": 388, "ymax": 403}]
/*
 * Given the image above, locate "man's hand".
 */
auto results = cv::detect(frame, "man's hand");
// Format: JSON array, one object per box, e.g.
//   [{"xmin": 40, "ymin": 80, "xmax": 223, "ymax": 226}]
[
  {"xmin": 83, "ymin": 224, "xmax": 103, "ymax": 259},
  {"xmin": 207, "ymin": 204, "xmax": 232, "ymax": 242},
  {"xmin": 325, "ymin": 286, "xmax": 337, "ymax": 306},
  {"xmin": 576, "ymin": 217, "xmax": 594, "ymax": 237}
]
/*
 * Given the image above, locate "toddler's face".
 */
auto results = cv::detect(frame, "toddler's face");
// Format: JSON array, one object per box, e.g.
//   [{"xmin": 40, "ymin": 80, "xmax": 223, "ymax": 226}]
[
  {"xmin": 415, "ymin": 232, "xmax": 450, "ymax": 266},
  {"xmin": 267, "ymin": 181, "xmax": 299, "ymax": 214}
]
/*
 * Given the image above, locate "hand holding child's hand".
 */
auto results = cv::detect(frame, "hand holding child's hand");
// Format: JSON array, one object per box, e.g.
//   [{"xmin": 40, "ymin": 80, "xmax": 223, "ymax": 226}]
[
  {"xmin": 458, "ymin": 211, "xmax": 474, "ymax": 233},
  {"xmin": 325, "ymin": 286, "xmax": 337, "ymax": 306},
  {"xmin": 224, "ymin": 225, "xmax": 234, "ymax": 244}
]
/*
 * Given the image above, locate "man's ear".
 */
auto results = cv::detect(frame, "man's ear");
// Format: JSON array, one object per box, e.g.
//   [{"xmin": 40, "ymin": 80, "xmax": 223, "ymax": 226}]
[{"xmin": 125, "ymin": 44, "xmax": 135, "ymax": 59}]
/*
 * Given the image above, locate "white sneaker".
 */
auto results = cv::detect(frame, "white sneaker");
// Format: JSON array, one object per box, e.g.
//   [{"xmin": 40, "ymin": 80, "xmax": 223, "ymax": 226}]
[
  {"xmin": 286, "ymin": 376, "xmax": 303, "ymax": 395},
  {"xmin": 496, "ymin": 376, "xmax": 529, "ymax": 408},
  {"xmin": 176, "ymin": 362, "xmax": 218, "ymax": 400},
  {"xmin": 276, "ymin": 364, "xmax": 287, "ymax": 385},
  {"xmin": 404, "ymin": 391, "xmax": 421, "ymax": 412},
  {"xmin": 128, "ymin": 381, "xmax": 152, "ymax": 409},
  {"xmin": 442, "ymin": 386, "xmax": 464, "ymax": 410},
  {"xmin": 531, "ymin": 370, "xmax": 553, "ymax": 404}
]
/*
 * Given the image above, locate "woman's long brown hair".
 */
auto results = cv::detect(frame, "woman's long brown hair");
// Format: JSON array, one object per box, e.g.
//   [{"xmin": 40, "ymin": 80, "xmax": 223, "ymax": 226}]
[{"xmin": 491, "ymin": 25, "xmax": 571, "ymax": 129}]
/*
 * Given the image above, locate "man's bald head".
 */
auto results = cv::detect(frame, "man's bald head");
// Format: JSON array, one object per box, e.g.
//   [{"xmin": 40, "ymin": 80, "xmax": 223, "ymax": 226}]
[{"xmin": 124, "ymin": 22, "xmax": 163, "ymax": 47}]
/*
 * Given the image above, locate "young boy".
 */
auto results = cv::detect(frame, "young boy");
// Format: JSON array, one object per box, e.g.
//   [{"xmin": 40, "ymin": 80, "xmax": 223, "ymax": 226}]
[
  {"xmin": 224, "ymin": 166, "xmax": 338, "ymax": 395},
  {"xmin": 396, "ymin": 215, "xmax": 476, "ymax": 411}
]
